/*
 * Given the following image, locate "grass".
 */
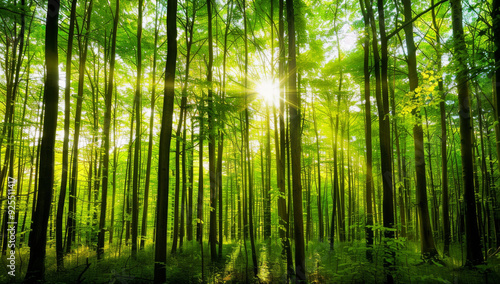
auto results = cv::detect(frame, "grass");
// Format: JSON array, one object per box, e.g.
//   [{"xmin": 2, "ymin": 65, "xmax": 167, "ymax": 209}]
[{"xmin": 1, "ymin": 238, "xmax": 499, "ymax": 283}]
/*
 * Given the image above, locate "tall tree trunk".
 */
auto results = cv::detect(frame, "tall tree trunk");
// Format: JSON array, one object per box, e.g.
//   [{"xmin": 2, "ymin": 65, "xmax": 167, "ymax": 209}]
[
  {"xmin": 339, "ymin": 119, "xmax": 346, "ymax": 242},
  {"xmin": 172, "ymin": 88, "xmax": 186, "ymax": 255},
  {"xmin": 110, "ymin": 92, "xmax": 118, "ymax": 244},
  {"xmin": 312, "ymin": 98, "xmax": 324, "ymax": 242},
  {"xmin": 24, "ymin": 0, "xmax": 59, "ymax": 280},
  {"xmin": 154, "ymin": 0, "xmax": 177, "ymax": 281},
  {"xmin": 491, "ymin": 0, "xmax": 500, "ymax": 249},
  {"xmin": 131, "ymin": 0, "xmax": 144, "ymax": 259},
  {"xmin": 207, "ymin": 0, "xmax": 218, "ymax": 262},
  {"xmin": 218, "ymin": 0, "xmax": 232, "ymax": 257},
  {"xmin": 375, "ymin": 0, "xmax": 395, "ymax": 280},
  {"xmin": 360, "ymin": 0, "xmax": 374, "ymax": 262},
  {"xmin": 125, "ymin": 109, "xmax": 133, "ymax": 246},
  {"xmin": 493, "ymin": 0, "xmax": 500, "ymax": 158},
  {"xmin": 402, "ymin": 0, "xmax": 438, "ymax": 260},
  {"xmin": 286, "ymin": 0, "xmax": 305, "ymax": 281},
  {"xmin": 264, "ymin": 105, "xmax": 272, "ymax": 240},
  {"xmin": 196, "ymin": 103, "xmax": 204, "ymax": 243},
  {"xmin": 180, "ymin": 113, "xmax": 187, "ymax": 250},
  {"xmin": 277, "ymin": 0, "xmax": 293, "ymax": 276},
  {"xmin": 141, "ymin": 0, "xmax": 160, "ymax": 250},
  {"xmin": 390, "ymin": 55, "xmax": 405, "ymax": 239},
  {"xmin": 450, "ymin": 0, "xmax": 484, "ymax": 266},
  {"xmin": 187, "ymin": 118, "xmax": 194, "ymax": 241},
  {"xmin": 97, "ymin": 0, "xmax": 119, "ymax": 260},
  {"xmin": 55, "ymin": 0, "xmax": 76, "ymax": 270},
  {"xmin": 242, "ymin": 0, "xmax": 258, "ymax": 275},
  {"xmin": 62, "ymin": 1, "xmax": 77, "ymax": 253},
  {"xmin": 179, "ymin": 0, "xmax": 197, "ymax": 250}
]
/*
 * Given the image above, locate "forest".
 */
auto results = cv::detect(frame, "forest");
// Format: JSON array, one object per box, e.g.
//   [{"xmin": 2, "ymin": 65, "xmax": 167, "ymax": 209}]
[{"xmin": 1, "ymin": 0, "xmax": 500, "ymax": 283}]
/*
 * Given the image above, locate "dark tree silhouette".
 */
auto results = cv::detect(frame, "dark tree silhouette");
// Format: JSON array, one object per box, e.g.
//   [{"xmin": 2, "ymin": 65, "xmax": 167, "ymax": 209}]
[{"xmin": 24, "ymin": 0, "xmax": 60, "ymax": 281}]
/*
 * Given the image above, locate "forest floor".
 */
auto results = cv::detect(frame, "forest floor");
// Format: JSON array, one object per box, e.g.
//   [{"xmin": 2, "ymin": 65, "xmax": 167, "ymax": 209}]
[{"xmin": 2, "ymin": 238, "xmax": 500, "ymax": 283}]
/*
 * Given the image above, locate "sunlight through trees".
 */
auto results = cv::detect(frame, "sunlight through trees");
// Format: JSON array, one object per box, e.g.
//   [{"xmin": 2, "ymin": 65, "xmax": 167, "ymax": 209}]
[{"xmin": 1, "ymin": 0, "xmax": 500, "ymax": 283}]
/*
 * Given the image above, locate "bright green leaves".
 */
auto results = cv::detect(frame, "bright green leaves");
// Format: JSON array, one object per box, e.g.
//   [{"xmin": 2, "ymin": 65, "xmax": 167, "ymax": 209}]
[{"xmin": 400, "ymin": 70, "xmax": 442, "ymax": 119}]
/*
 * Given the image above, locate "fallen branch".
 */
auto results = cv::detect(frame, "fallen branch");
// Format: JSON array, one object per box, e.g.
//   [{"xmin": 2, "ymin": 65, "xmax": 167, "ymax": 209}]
[
  {"xmin": 488, "ymin": 246, "xmax": 500, "ymax": 258},
  {"xmin": 76, "ymin": 258, "xmax": 91, "ymax": 284}
]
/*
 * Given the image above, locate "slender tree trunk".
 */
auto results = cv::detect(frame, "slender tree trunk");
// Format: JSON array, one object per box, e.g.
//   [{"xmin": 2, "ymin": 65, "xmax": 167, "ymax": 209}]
[
  {"xmin": 402, "ymin": 0, "xmax": 438, "ymax": 260},
  {"xmin": 491, "ymin": 0, "xmax": 500, "ymax": 249},
  {"xmin": 154, "ymin": 0, "xmax": 178, "ymax": 281},
  {"xmin": 390, "ymin": 55, "xmax": 405, "ymax": 239},
  {"xmin": 180, "ymin": 113, "xmax": 187, "ymax": 250},
  {"xmin": 131, "ymin": 0, "xmax": 144, "ymax": 259},
  {"xmin": 450, "ymin": 0, "xmax": 484, "ymax": 266},
  {"xmin": 242, "ymin": 0, "xmax": 258, "ymax": 275},
  {"xmin": 187, "ymin": 118, "xmax": 194, "ymax": 241},
  {"xmin": 425, "ymin": 110, "xmax": 439, "ymax": 238},
  {"xmin": 141, "ymin": 0, "xmax": 160, "ymax": 250},
  {"xmin": 125, "ymin": 113, "xmax": 133, "ymax": 247},
  {"xmin": 206, "ymin": 0, "xmax": 218, "ymax": 262},
  {"xmin": 24, "ymin": 0, "xmax": 59, "ymax": 280},
  {"xmin": 264, "ymin": 104, "xmax": 272, "ymax": 240},
  {"xmin": 277, "ymin": 0, "xmax": 293, "ymax": 276},
  {"xmin": 110, "ymin": 93, "xmax": 118, "ymax": 244},
  {"xmin": 375, "ymin": 0, "xmax": 395, "ymax": 280},
  {"xmin": 286, "ymin": 0, "xmax": 305, "ymax": 281},
  {"xmin": 360, "ymin": 0, "xmax": 374, "ymax": 262},
  {"xmin": 313, "ymin": 100, "xmax": 323, "ymax": 242},
  {"xmin": 339, "ymin": 119, "xmax": 346, "ymax": 242},
  {"xmin": 28, "ymin": 104, "xmax": 43, "ymax": 249},
  {"xmin": 172, "ymin": 95, "xmax": 186, "ymax": 255},
  {"xmin": 493, "ymin": 0, "xmax": 500, "ymax": 156},
  {"xmin": 218, "ymin": 0, "xmax": 232, "ymax": 257},
  {"xmin": 55, "ymin": 0, "xmax": 77, "ymax": 269},
  {"xmin": 97, "ymin": 0, "xmax": 119, "ymax": 260},
  {"xmin": 196, "ymin": 103, "xmax": 204, "ymax": 243},
  {"xmin": 178, "ymin": 2, "xmax": 197, "ymax": 249},
  {"xmin": 63, "ymin": 4, "xmax": 78, "ymax": 253}
]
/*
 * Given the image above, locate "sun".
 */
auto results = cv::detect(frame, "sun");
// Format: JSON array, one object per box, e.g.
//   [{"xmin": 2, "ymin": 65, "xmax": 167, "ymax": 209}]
[{"xmin": 255, "ymin": 79, "xmax": 280, "ymax": 107}]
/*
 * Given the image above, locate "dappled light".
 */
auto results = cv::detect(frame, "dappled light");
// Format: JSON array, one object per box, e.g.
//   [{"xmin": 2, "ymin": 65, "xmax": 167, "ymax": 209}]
[{"xmin": 1, "ymin": 0, "xmax": 500, "ymax": 283}]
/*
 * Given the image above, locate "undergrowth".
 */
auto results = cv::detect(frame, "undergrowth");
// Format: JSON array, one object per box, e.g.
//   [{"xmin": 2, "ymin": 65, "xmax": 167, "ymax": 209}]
[{"xmin": 1, "ymin": 238, "xmax": 499, "ymax": 283}]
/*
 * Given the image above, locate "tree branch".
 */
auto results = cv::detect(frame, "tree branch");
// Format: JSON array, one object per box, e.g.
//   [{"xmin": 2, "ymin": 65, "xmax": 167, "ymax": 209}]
[{"xmin": 387, "ymin": 0, "xmax": 447, "ymax": 40}]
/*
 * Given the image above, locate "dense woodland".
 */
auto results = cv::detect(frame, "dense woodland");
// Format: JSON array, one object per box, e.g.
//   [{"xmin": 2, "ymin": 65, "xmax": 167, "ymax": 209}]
[{"xmin": 1, "ymin": 0, "xmax": 500, "ymax": 283}]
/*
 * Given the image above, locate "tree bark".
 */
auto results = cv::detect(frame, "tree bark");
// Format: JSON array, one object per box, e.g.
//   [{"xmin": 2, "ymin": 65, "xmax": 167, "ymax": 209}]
[
  {"xmin": 450, "ymin": 0, "xmax": 484, "ymax": 266},
  {"xmin": 375, "ymin": 0, "xmax": 395, "ymax": 281},
  {"xmin": 402, "ymin": 0, "xmax": 438, "ymax": 260},
  {"xmin": 196, "ymin": 102, "xmax": 204, "ymax": 243},
  {"xmin": 97, "ymin": 0, "xmax": 119, "ymax": 260},
  {"xmin": 24, "ymin": 0, "xmax": 59, "ymax": 281},
  {"xmin": 491, "ymin": 0, "xmax": 500, "ymax": 249},
  {"xmin": 312, "ymin": 98, "xmax": 324, "ymax": 242},
  {"xmin": 154, "ymin": 0, "xmax": 178, "ymax": 281},
  {"xmin": 277, "ymin": 0, "xmax": 293, "ymax": 276},
  {"xmin": 110, "ymin": 94, "xmax": 118, "ymax": 244},
  {"xmin": 207, "ymin": 0, "xmax": 218, "ymax": 262},
  {"xmin": 55, "ymin": 0, "xmax": 76, "ymax": 270},
  {"xmin": 242, "ymin": 0, "xmax": 258, "ymax": 276},
  {"xmin": 286, "ymin": 0, "xmax": 305, "ymax": 281},
  {"xmin": 218, "ymin": 0, "xmax": 232, "ymax": 257},
  {"xmin": 141, "ymin": 0, "xmax": 160, "ymax": 250},
  {"xmin": 180, "ymin": 113, "xmax": 187, "ymax": 250},
  {"xmin": 131, "ymin": 0, "xmax": 144, "ymax": 259},
  {"xmin": 360, "ymin": 0, "xmax": 374, "ymax": 262}
]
